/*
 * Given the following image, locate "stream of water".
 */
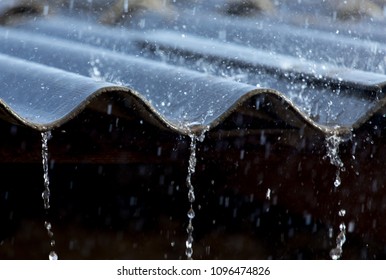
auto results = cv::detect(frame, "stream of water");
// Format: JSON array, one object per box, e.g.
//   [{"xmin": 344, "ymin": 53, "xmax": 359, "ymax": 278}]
[
  {"xmin": 324, "ymin": 131, "xmax": 349, "ymax": 260},
  {"xmin": 324, "ymin": 132, "xmax": 346, "ymax": 188},
  {"xmin": 41, "ymin": 131, "xmax": 58, "ymax": 260},
  {"xmin": 185, "ymin": 130, "xmax": 206, "ymax": 259}
]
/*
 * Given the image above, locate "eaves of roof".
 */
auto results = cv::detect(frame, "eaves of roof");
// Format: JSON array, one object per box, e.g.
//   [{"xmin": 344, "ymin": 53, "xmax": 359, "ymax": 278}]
[{"xmin": 1, "ymin": 0, "xmax": 386, "ymax": 138}]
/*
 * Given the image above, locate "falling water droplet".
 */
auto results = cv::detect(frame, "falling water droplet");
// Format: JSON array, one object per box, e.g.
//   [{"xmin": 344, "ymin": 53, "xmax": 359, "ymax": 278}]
[
  {"xmin": 106, "ymin": 103, "xmax": 112, "ymax": 115},
  {"xmin": 49, "ymin": 251, "xmax": 58, "ymax": 260},
  {"xmin": 185, "ymin": 247, "xmax": 193, "ymax": 258},
  {"xmin": 329, "ymin": 247, "xmax": 343, "ymax": 260},
  {"xmin": 45, "ymin": 221, "xmax": 51, "ymax": 230},
  {"xmin": 336, "ymin": 231, "xmax": 346, "ymax": 247},
  {"xmin": 348, "ymin": 221, "xmax": 355, "ymax": 233},
  {"xmin": 338, "ymin": 209, "xmax": 346, "ymax": 217},
  {"xmin": 334, "ymin": 173, "xmax": 341, "ymax": 187},
  {"xmin": 186, "ymin": 223, "xmax": 194, "ymax": 234},
  {"xmin": 188, "ymin": 190, "xmax": 195, "ymax": 203},
  {"xmin": 185, "ymin": 235, "xmax": 193, "ymax": 248},
  {"xmin": 43, "ymin": 4, "xmax": 49, "ymax": 16},
  {"xmin": 266, "ymin": 188, "xmax": 271, "ymax": 200},
  {"xmin": 123, "ymin": 0, "xmax": 129, "ymax": 13},
  {"xmin": 187, "ymin": 208, "xmax": 195, "ymax": 219}
]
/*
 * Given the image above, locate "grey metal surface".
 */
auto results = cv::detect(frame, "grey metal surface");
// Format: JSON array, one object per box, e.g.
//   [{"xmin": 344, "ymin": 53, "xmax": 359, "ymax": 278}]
[{"xmin": 1, "ymin": 0, "xmax": 386, "ymax": 136}]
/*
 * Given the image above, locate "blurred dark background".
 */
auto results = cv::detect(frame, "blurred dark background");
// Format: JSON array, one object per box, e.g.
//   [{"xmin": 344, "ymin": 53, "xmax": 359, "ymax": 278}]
[{"xmin": 0, "ymin": 98, "xmax": 385, "ymax": 260}]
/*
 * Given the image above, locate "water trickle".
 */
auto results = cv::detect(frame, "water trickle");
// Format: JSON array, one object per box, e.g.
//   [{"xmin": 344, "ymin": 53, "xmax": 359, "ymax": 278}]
[
  {"xmin": 324, "ymin": 131, "xmax": 347, "ymax": 188},
  {"xmin": 43, "ymin": 4, "xmax": 49, "ymax": 16},
  {"xmin": 41, "ymin": 131, "xmax": 58, "ymax": 260},
  {"xmin": 324, "ymin": 129, "xmax": 351, "ymax": 259},
  {"xmin": 329, "ymin": 222, "xmax": 346, "ymax": 260},
  {"xmin": 330, "ymin": 208, "xmax": 346, "ymax": 260},
  {"xmin": 41, "ymin": 131, "xmax": 51, "ymax": 210},
  {"xmin": 123, "ymin": 0, "xmax": 129, "ymax": 13},
  {"xmin": 69, "ymin": 0, "xmax": 74, "ymax": 10},
  {"xmin": 185, "ymin": 130, "xmax": 206, "ymax": 259}
]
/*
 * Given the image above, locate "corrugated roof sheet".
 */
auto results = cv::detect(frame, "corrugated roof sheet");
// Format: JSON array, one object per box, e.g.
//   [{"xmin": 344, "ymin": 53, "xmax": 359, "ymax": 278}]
[
  {"xmin": 1, "ymin": 0, "xmax": 386, "ymax": 136},
  {"xmin": 2, "ymin": 0, "xmax": 386, "ymax": 260}
]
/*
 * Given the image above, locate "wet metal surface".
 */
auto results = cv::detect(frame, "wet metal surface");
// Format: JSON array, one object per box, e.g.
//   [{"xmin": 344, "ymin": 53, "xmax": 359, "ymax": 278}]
[
  {"xmin": 0, "ymin": 1, "xmax": 386, "ymax": 135},
  {"xmin": 1, "ymin": 0, "xmax": 386, "ymax": 260}
]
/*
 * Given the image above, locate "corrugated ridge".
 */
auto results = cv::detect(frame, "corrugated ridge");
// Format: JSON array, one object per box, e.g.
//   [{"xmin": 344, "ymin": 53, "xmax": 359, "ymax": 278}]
[{"xmin": 0, "ymin": 2, "xmax": 385, "ymax": 137}]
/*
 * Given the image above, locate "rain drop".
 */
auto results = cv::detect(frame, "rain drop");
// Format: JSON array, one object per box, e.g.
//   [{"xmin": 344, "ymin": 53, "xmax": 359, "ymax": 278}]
[
  {"xmin": 338, "ymin": 209, "xmax": 346, "ymax": 217},
  {"xmin": 185, "ymin": 247, "xmax": 193, "ymax": 259},
  {"xmin": 43, "ymin": 5, "xmax": 49, "ymax": 16},
  {"xmin": 49, "ymin": 251, "xmax": 58, "ymax": 260},
  {"xmin": 188, "ymin": 190, "xmax": 195, "ymax": 203},
  {"xmin": 336, "ymin": 231, "xmax": 346, "ymax": 247},
  {"xmin": 186, "ymin": 223, "xmax": 194, "ymax": 234},
  {"xmin": 107, "ymin": 104, "xmax": 112, "ymax": 115},
  {"xmin": 45, "ymin": 222, "xmax": 52, "ymax": 231},
  {"xmin": 348, "ymin": 221, "xmax": 355, "ymax": 233},
  {"xmin": 187, "ymin": 208, "xmax": 195, "ymax": 219},
  {"xmin": 266, "ymin": 188, "xmax": 271, "ymax": 200},
  {"xmin": 329, "ymin": 247, "xmax": 342, "ymax": 260},
  {"xmin": 334, "ymin": 172, "xmax": 341, "ymax": 187}
]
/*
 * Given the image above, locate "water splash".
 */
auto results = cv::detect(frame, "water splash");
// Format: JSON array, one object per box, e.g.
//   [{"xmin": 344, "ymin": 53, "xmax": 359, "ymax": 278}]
[
  {"xmin": 41, "ymin": 131, "xmax": 58, "ymax": 260},
  {"xmin": 324, "ymin": 131, "xmax": 346, "ymax": 188},
  {"xmin": 185, "ymin": 129, "xmax": 206, "ymax": 259}
]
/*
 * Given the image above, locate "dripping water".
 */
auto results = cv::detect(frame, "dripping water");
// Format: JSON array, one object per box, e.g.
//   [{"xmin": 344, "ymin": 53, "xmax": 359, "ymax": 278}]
[
  {"xmin": 324, "ymin": 130, "xmax": 350, "ymax": 260},
  {"xmin": 185, "ymin": 129, "xmax": 206, "ymax": 259},
  {"xmin": 41, "ymin": 131, "xmax": 51, "ymax": 210},
  {"xmin": 329, "ymin": 209, "xmax": 347, "ymax": 260},
  {"xmin": 324, "ymin": 131, "xmax": 346, "ymax": 188},
  {"xmin": 41, "ymin": 131, "xmax": 58, "ymax": 260},
  {"xmin": 43, "ymin": 4, "xmax": 49, "ymax": 16},
  {"xmin": 123, "ymin": 0, "xmax": 129, "ymax": 13}
]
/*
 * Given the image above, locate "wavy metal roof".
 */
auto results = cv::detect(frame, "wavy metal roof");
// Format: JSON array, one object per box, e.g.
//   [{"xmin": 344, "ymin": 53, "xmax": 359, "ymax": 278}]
[
  {"xmin": 1, "ymin": 0, "xmax": 386, "ymax": 137},
  {"xmin": 2, "ymin": 0, "xmax": 386, "ymax": 260}
]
